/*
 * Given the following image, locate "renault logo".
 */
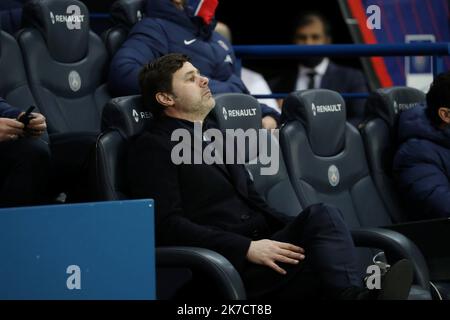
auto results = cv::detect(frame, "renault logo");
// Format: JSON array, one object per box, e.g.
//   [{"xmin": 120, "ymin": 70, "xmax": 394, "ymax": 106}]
[
  {"xmin": 132, "ymin": 109, "xmax": 139, "ymax": 123},
  {"xmin": 393, "ymin": 101, "xmax": 399, "ymax": 114},
  {"xmin": 222, "ymin": 107, "xmax": 228, "ymax": 120}
]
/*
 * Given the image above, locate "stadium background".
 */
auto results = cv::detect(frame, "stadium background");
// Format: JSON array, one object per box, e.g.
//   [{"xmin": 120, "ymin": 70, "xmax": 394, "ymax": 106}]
[{"xmin": 84, "ymin": 0, "xmax": 450, "ymax": 90}]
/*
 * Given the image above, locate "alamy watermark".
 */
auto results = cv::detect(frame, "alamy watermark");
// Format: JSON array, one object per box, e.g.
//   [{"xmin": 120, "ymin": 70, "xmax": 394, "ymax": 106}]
[
  {"xmin": 366, "ymin": 5, "xmax": 381, "ymax": 30},
  {"xmin": 170, "ymin": 122, "xmax": 280, "ymax": 176},
  {"xmin": 66, "ymin": 265, "xmax": 81, "ymax": 290},
  {"xmin": 366, "ymin": 264, "xmax": 382, "ymax": 290},
  {"xmin": 50, "ymin": 5, "xmax": 84, "ymax": 30}
]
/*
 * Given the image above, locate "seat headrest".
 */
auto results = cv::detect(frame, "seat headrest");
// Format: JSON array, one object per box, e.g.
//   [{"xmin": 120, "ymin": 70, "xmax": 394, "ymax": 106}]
[
  {"xmin": 102, "ymin": 95, "xmax": 153, "ymax": 138},
  {"xmin": 210, "ymin": 93, "xmax": 262, "ymax": 130},
  {"xmin": 282, "ymin": 89, "xmax": 346, "ymax": 157},
  {"xmin": 366, "ymin": 86, "xmax": 425, "ymax": 128},
  {"xmin": 111, "ymin": 0, "xmax": 145, "ymax": 28},
  {"xmin": 22, "ymin": 0, "xmax": 89, "ymax": 63}
]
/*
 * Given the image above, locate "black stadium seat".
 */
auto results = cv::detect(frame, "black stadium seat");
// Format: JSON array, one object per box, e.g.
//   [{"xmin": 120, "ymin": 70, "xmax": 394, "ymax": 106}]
[
  {"xmin": 95, "ymin": 95, "xmax": 246, "ymax": 300},
  {"xmin": 281, "ymin": 90, "xmax": 394, "ymax": 227},
  {"xmin": 280, "ymin": 89, "xmax": 434, "ymax": 299},
  {"xmin": 360, "ymin": 87, "xmax": 426, "ymax": 222},
  {"xmin": 212, "ymin": 92, "xmax": 432, "ymax": 299},
  {"xmin": 211, "ymin": 93, "xmax": 302, "ymax": 218},
  {"xmin": 18, "ymin": 0, "xmax": 110, "ymax": 134},
  {"xmin": 96, "ymin": 95, "xmax": 150, "ymax": 200},
  {"xmin": 102, "ymin": 0, "xmax": 145, "ymax": 57},
  {"xmin": 0, "ymin": 20, "xmax": 49, "ymax": 142}
]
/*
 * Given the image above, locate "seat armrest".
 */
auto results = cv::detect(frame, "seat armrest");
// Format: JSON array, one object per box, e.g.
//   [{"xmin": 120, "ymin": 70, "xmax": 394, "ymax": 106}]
[
  {"xmin": 351, "ymin": 227, "xmax": 430, "ymax": 290},
  {"xmin": 383, "ymin": 218, "xmax": 450, "ymax": 281},
  {"xmin": 156, "ymin": 246, "xmax": 246, "ymax": 300}
]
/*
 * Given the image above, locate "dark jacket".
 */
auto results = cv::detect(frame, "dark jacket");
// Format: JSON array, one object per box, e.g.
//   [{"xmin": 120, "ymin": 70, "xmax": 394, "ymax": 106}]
[
  {"xmin": 0, "ymin": 0, "xmax": 24, "ymax": 34},
  {"xmin": 270, "ymin": 61, "xmax": 368, "ymax": 123},
  {"xmin": 393, "ymin": 105, "xmax": 450, "ymax": 220},
  {"xmin": 0, "ymin": 97, "xmax": 21, "ymax": 118},
  {"xmin": 108, "ymin": 0, "xmax": 279, "ymax": 120},
  {"xmin": 126, "ymin": 115, "xmax": 285, "ymax": 271}
]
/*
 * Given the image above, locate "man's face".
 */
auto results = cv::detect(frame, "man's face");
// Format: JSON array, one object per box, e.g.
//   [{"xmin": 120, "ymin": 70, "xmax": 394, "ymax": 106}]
[
  {"xmin": 172, "ymin": 0, "xmax": 185, "ymax": 10},
  {"xmin": 294, "ymin": 17, "xmax": 330, "ymax": 45},
  {"xmin": 170, "ymin": 62, "xmax": 215, "ymax": 117}
]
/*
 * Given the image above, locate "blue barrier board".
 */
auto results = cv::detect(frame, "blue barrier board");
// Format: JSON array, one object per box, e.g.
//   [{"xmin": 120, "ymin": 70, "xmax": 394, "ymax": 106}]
[{"xmin": 0, "ymin": 199, "xmax": 155, "ymax": 300}]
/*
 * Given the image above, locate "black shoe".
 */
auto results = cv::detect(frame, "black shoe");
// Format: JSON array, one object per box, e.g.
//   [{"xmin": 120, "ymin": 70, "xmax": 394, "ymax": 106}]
[{"xmin": 377, "ymin": 259, "xmax": 413, "ymax": 300}]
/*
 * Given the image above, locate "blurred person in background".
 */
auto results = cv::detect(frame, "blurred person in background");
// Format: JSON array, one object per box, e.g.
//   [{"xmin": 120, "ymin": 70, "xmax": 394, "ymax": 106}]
[
  {"xmin": 394, "ymin": 71, "xmax": 450, "ymax": 220},
  {"xmin": 270, "ymin": 11, "xmax": 368, "ymax": 125},
  {"xmin": 215, "ymin": 21, "xmax": 280, "ymax": 113}
]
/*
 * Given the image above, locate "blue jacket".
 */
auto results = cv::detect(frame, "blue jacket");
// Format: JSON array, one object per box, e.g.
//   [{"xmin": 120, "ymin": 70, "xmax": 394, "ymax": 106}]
[
  {"xmin": 0, "ymin": 97, "xmax": 21, "ymax": 119},
  {"xmin": 0, "ymin": 0, "xmax": 24, "ymax": 34},
  {"xmin": 393, "ymin": 105, "xmax": 450, "ymax": 219},
  {"xmin": 108, "ymin": 0, "xmax": 279, "ymax": 119}
]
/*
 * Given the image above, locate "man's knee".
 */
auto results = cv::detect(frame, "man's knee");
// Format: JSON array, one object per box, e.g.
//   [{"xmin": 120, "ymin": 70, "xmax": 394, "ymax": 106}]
[{"xmin": 301, "ymin": 203, "xmax": 346, "ymax": 226}]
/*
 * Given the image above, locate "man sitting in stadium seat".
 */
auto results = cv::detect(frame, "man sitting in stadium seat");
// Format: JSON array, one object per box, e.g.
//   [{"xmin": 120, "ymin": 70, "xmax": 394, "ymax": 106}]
[
  {"xmin": 108, "ymin": 0, "xmax": 279, "ymax": 129},
  {"xmin": 0, "ymin": 97, "xmax": 50, "ymax": 207},
  {"xmin": 394, "ymin": 72, "xmax": 450, "ymax": 220},
  {"xmin": 127, "ymin": 53, "xmax": 413, "ymax": 300}
]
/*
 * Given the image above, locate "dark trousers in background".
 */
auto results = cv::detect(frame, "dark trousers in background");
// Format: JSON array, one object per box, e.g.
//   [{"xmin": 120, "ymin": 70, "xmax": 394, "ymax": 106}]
[
  {"xmin": 243, "ymin": 203, "xmax": 363, "ymax": 299},
  {"xmin": 0, "ymin": 137, "xmax": 51, "ymax": 207},
  {"xmin": 49, "ymin": 132, "xmax": 98, "ymax": 203}
]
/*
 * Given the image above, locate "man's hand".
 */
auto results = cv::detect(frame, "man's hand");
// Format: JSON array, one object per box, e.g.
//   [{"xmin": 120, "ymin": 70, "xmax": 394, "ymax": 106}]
[
  {"xmin": 0, "ymin": 117, "xmax": 24, "ymax": 142},
  {"xmin": 262, "ymin": 116, "xmax": 278, "ymax": 130},
  {"xmin": 246, "ymin": 239, "xmax": 305, "ymax": 275},
  {"xmin": 26, "ymin": 112, "xmax": 47, "ymax": 137}
]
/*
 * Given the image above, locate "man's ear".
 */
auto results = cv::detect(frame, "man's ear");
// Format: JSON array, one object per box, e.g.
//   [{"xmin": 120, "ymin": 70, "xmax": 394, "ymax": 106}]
[
  {"xmin": 438, "ymin": 107, "xmax": 450, "ymax": 124},
  {"xmin": 156, "ymin": 92, "xmax": 175, "ymax": 107}
]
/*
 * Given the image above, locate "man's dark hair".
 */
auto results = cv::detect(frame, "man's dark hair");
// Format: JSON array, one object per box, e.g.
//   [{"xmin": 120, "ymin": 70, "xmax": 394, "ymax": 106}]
[
  {"xmin": 293, "ymin": 10, "xmax": 332, "ymax": 38},
  {"xmin": 139, "ymin": 53, "xmax": 190, "ymax": 117},
  {"xmin": 426, "ymin": 71, "xmax": 450, "ymax": 126}
]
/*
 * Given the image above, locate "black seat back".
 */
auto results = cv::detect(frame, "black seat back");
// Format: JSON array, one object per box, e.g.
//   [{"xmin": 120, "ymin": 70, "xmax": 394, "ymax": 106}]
[
  {"xmin": 211, "ymin": 93, "xmax": 302, "ymax": 218},
  {"xmin": 103, "ymin": 0, "xmax": 145, "ymax": 57},
  {"xmin": 18, "ymin": 0, "xmax": 110, "ymax": 134},
  {"xmin": 361, "ymin": 87, "xmax": 425, "ymax": 222},
  {"xmin": 281, "ymin": 89, "xmax": 394, "ymax": 227},
  {"xmin": 96, "ymin": 95, "xmax": 152, "ymax": 200},
  {"xmin": 280, "ymin": 89, "xmax": 396, "ymax": 273}
]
